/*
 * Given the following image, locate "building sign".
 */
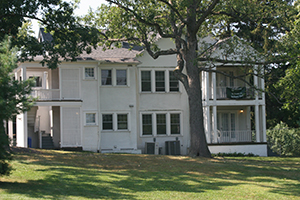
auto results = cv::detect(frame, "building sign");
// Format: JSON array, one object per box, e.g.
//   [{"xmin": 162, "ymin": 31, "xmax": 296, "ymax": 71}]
[{"xmin": 226, "ymin": 87, "xmax": 246, "ymax": 99}]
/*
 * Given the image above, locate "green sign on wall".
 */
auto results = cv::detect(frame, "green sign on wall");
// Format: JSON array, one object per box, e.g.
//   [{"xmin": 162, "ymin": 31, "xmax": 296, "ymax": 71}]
[{"xmin": 226, "ymin": 87, "xmax": 246, "ymax": 99}]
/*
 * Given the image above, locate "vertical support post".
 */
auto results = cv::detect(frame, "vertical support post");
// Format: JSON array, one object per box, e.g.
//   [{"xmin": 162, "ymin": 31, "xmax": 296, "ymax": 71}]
[
  {"xmin": 213, "ymin": 106, "xmax": 217, "ymax": 143},
  {"xmin": 205, "ymin": 106, "xmax": 211, "ymax": 143},
  {"xmin": 261, "ymin": 105, "xmax": 267, "ymax": 142},
  {"xmin": 212, "ymin": 69, "xmax": 216, "ymax": 100},
  {"xmin": 255, "ymin": 105, "xmax": 260, "ymax": 142}
]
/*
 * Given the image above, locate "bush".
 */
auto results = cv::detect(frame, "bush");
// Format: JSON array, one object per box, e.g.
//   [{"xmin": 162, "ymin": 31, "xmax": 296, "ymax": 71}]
[{"xmin": 267, "ymin": 122, "xmax": 300, "ymax": 156}]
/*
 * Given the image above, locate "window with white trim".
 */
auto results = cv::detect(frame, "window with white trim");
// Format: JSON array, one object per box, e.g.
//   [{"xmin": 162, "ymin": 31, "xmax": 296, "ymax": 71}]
[
  {"xmin": 85, "ymin": 113, "xmax": 97, "ymax": 125},
  {"xmin": 156, "ymin": 114, "xmax": 167, "ymax": 135},
  {"xmin": 169, "ymin": 71, "xmax": 179, "ymax": 92},
  {"xmin": 84, "ymin": 67, "xmax": 95, "ymax": 79},
  {"xmin": 101, "ymin": 68, "xmax": 129, "ymax": 86},
  {"xmin": 117, "ymin": 114, "xmax": 128, "ymax": 130},
  {"xmin": 155, "ymin": 71, "xmax": 165, "ymax": 92},
  {"xmin": 142, "ymin": 114, "xmax": 152, "ymax": 135},
  {"xmin": 170, "ymin": 113, "xmax": 180, "ymax": 134},
  {"xmin": 140, "ymin": 69, "xmax": 179, "ymax": 92},
  {"xmin": 116, "ymin": 70, "xmax": 127, "ymax": 85},
  {"xmin": 101, "ymin": 69, "xmax": 112, "ymax": 85},
  {"xmin": 102, "ymin": 113, "xmax": 129, "ymax": 131},
  {"xmin": 141, "ymin": 71, "xmax": 151, "ymax": 91},
  {"xmin": 141, "ymin": 112, "xmax": 181, "ymax": 136},
  {"xmin": 102, "ymin": 114, "xmax": 113, "ymax": 130}
]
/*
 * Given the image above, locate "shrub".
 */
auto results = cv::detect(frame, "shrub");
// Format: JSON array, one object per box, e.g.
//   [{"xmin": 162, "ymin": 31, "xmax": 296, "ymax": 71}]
[{"xmin": 267, "ymin": 122, "xmax": 300, "ymax": 156}]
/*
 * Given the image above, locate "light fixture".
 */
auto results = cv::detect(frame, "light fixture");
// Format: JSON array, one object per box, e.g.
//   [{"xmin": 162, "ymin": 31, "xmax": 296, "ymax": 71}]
[{"xmin": 240, "ymin": 109, "xmax": 244, "ymax": 113}]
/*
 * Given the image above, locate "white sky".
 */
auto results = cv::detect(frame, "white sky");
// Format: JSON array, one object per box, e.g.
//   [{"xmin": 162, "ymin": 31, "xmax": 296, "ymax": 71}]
[{"xmin": 31, "ymin": 0, "xmax": 107, "ymax": 36}]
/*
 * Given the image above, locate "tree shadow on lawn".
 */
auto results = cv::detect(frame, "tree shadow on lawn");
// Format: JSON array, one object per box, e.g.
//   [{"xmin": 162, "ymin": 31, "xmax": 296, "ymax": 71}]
[{"xmin": 1, "ymin": 151, "xmax": 300, "ymax": 199}]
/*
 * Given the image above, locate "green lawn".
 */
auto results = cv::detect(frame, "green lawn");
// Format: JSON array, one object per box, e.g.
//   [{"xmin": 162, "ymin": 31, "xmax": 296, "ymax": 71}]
[{"xmin": 0, "ymin": 148, "xmax": 299, "ymax": 200}]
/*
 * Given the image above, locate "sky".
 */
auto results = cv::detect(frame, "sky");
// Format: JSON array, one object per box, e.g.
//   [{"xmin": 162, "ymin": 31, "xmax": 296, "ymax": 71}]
[{"xmin": 31, "ymin": 0, "xmax": 107, "ymax": 36}]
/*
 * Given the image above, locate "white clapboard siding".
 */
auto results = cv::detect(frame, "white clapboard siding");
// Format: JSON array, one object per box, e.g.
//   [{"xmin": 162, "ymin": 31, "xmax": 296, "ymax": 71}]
[
  {"xmin": 61, "ymin": 69, "xmax": 80, "ymax": 99},
  {"xmin": 61, "ymin": 107, "xmax": 81, "ymax": 146}
]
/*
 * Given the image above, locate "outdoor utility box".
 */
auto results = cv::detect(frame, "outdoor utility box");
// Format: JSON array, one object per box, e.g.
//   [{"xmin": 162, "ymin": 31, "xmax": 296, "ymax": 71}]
[
  {"xmin": 145, "ymin": 142, "xmax": 159, "ymax": 154},
  {"xmin": 165, "ymin": 141, "xmax": 180, "ymax": 155}
]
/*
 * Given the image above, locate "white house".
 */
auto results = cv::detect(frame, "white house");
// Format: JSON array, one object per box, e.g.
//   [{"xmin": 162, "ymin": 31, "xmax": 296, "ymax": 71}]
[{"xmin": 7, "ymin": 30, "xmax": 267, "ymax": 156}]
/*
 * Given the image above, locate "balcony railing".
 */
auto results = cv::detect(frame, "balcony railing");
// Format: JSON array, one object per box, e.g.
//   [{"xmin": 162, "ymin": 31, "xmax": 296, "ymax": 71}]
[
  {"xmin": 209, "ymin": 86, "xmax": 256, "ymax": 99},
  {"xmin": 31, "ymin": 89, "xmax": 60, "ymax": 100},
  {"xmin": 209, "ymin": 130, "xmax": 254, "ymax": 144}
]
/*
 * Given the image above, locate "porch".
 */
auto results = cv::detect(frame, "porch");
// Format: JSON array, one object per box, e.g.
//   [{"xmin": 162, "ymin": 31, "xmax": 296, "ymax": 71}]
[
  {"xmin": 210, "ymin": 130, "xmax": 254, "ymax": 144},
  {"xmin": 31, "ymin": 89, "xmax": 60, "ymax": 100}
]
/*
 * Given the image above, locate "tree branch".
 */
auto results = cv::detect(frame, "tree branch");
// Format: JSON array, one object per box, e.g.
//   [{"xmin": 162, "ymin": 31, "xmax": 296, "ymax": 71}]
[{"xmin": 196, "ymin": 0, "xmax": 220, "ymax": 29}]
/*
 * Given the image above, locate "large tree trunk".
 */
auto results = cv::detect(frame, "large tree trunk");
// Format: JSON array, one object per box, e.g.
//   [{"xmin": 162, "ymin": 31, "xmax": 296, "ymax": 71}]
[
  {"xmin": 184, "ymin": 10, "xmax": 211, "ymax": 157},
  {"xmin": 185, "ymin": 57, "xmax": 211, "ymax": 157}
]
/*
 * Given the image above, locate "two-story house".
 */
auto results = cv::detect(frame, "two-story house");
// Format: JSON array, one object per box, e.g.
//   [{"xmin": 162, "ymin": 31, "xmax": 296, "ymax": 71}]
[{"xmin": 7, "ymin": 29, "xmax": 267, "ymax": 156}]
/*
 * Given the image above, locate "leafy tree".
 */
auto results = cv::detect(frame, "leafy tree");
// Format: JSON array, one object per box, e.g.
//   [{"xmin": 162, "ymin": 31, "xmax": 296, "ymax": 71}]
[
  {"xmin": 267, "ymin": 122, "xmax": 300, "ymax": 156},
  {"xmin": 84, "ymin": 0, "xmax": 297, "ymax": 157},
  {"xmin": 1, "ymin": 0, "xmax": 99, "ymax": 68},
  {"xmin": 0, "ymin": 37, "xmax": 34, "ymax": 176}
]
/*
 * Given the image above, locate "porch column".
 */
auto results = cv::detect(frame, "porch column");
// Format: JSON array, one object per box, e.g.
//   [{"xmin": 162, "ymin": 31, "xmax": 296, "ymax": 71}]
[
  {"xmin": 205, "ymin": 71, "xmax": 210, "ymax": 101},
  {"xmin": 255, "ymin": 105, "xmax": 260, "ymax": 142},
  {"xmin": 261, "ymin": 105, "xmax": 267, "ymax": 142},
  {"xmin": 205, "ymin": 106, "xmax": 211, "ymax": 143},
  {"xmin": 213, "ymin": 106, "xmax": 217, "ymax": 143},
  {"xmin": 212, "ymin": 69, "xmax": 217, "ymax": 100}
]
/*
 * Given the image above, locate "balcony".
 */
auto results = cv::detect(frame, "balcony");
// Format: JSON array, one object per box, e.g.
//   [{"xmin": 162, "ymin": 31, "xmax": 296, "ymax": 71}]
[
  {"xmin": 209, "ymin": 86, "xmax": 257, "ymax": 100},
  {"xmin": 210, "ymin": 130, "xmax": 254, "ymax": 144},
  {"xmin": 31, "ymin": 89, "xmax": 60, "ymax": 100}
]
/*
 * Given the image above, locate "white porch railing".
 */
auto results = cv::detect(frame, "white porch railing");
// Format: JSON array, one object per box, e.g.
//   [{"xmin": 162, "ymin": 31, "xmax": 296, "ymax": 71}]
[
  {"xmin": 210, "ymin": 130, "xmax": 253, "ymax": 143},
  {"xmin": 31, "ymin": 89, "xmax": 60, "ymax": 100},
  {"xmin": 208, "ymin": 86, "xmax": 255, "ymax": 99}
]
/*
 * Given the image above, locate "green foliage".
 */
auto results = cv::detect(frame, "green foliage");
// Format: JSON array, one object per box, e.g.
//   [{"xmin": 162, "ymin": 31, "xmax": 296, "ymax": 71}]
[
  {"xmin": 267, "ymin": 122, "xmax": 300, "ymax": 156},
  {"xmin": 0, "ymin": 36, "xmax": 34, "ymax": 176},
  {"xmin": 0, "ymin": 0, "xmax": 99, "ymax": 69}
]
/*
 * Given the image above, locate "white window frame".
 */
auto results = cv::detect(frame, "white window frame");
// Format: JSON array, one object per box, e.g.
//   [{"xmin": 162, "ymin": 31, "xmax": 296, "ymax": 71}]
[
  {"xmin": 140, "ymin": 111, "xmax": 182, "ymax": 137},
  {"xmin": 101, "ymin": 112, "xmax": 130, "ymax": 131},
  {"xmin": 140, "ymin": 69, "xmax": 180, "ymax": 93},
  {"xmin": 83, "ymin": 67, "xmax": 96, "ymax": 80},
  {"xmin": 84, "ymin": 111, "xmax": 98, "ymax": 126},
  {"xmin": 100, "ymin": 67, "xmax": 129, "ymax": 87}
]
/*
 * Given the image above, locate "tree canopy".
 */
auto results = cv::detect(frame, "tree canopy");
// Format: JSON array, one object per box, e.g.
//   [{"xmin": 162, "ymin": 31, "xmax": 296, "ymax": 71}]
[{"xmin": 1, "ymin": 0, "xmax": 99, "ymax": 68}]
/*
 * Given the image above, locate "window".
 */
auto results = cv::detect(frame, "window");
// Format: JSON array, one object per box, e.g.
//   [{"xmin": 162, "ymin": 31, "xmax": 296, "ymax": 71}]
[
  {"xmin": 142, "ymin": 114, "xmax": 152, "ymax": 135},
  {"xmin": 102, "ymin": 114, "xmax": 113, "ymax": 130},
  {"xmin": 141, "ymin": 112, "xmax": 181, "ymax": 136},
  {"xmin": 86, "ymin": 113, "xmax": 96, "ymax": 125},
  {"xmin": 29, "ymin": 76, "xmax": 42, "ymax": 87},
  {"xmin": 156, "ymin": 114, "xmax": 166, "ymax": 135},
  {"xmin": 85, "ymin": 67, "xmax": 95, "ymax": 79},
  {"xmin": 169, "ymin": 71, "xmax": 179, "ymax": 92},
  {"xmin": 155, "ymin": 71, "xmax": 165, "ymax": 92},
  {"xmin": 170, "ymin": 114, "xmax": 180, "ymax": 134},
  {"xmin": 117, "ymin": 114, "xmax": 128, "ymax": 130},
  {"xmin": 116, "ymin": 70, "xmax": 127, "ymax": 85},
  {"xmin": 141, "ymin": 69, "xmax": 180, "ymax": 93},
  {"xmin": 101, "ymin": 69, "xmax": 112, "ymax": 85},
  {"xmin": 141, "ymin": 71, "xmax": 151, "ymax": 91}
]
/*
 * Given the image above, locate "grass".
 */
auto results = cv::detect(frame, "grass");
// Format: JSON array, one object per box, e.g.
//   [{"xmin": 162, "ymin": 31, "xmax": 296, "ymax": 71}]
[{"xmin": 0, "ymin": 148, "xmax": 300, "ymax": 199}]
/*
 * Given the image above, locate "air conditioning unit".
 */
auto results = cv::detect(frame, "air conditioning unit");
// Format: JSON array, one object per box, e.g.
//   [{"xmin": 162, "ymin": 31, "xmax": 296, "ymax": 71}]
[
  {"xmin": 145, "ymin": 142, "xmax": 159, "ymax": 154},
  {"xmin": 165, "ymin": 141, "xmax": 181, "ymax": 155}
]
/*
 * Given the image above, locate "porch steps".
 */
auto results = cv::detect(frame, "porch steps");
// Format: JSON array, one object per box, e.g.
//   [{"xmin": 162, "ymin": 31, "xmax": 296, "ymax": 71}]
[{"xmin": 42, "ymin": 133, "xmax": 54, "ymax": 149}]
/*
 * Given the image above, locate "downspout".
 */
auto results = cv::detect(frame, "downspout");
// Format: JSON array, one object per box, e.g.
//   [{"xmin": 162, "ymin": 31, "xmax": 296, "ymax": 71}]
[{"xmin": 97, "ymin": 62, "xmax": 101, "ymax": 153}]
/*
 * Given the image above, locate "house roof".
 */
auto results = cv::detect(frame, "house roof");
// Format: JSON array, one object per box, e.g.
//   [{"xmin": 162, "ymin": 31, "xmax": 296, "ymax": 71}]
[{"xmin": 35, "ymin": 29, "xmax": 142, "ymax": 64}]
